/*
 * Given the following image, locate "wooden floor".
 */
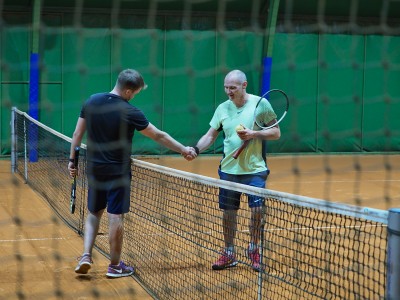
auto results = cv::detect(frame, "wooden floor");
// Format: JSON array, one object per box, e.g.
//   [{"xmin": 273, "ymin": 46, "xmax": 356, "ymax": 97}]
[
  {"xmin": 1, "ymin": 153, "xmax": 399, "ymax": 299},
  {"xmin": 140, "ymin": 154, "xmax": 400, "ymax": 210},
  {"xmin": 0, "ymin": 159, "xmax": 153, "ymax": 300}
]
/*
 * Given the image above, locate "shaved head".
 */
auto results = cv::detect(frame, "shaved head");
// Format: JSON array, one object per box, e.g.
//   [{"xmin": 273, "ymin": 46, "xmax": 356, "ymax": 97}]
[{"xmin": 225, "ymin": 70, "xmax": 247, "ymax": 84}]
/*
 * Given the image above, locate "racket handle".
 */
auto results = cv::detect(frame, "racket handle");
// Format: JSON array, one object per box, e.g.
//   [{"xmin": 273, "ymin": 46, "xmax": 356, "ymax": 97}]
[
  {"xmin": 73, "ymin": 146, "xmax": 80, "ymax": 169},
  {"xmin": 232, "ymin": 140, "xmax": 250, "ymax": 159},
  {"xmin": 70, "ymin": 146, "xmax": 80, "ymax": 214},
  {"xmin": 70, "ymin": 177, "xmax": 76, "ymax": 214}
]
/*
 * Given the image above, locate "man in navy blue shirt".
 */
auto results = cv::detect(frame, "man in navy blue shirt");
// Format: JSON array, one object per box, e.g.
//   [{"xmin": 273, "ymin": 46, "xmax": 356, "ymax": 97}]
[{"xmin": 68, "ymin": 69, "xmax": 196, "ymax": 278}]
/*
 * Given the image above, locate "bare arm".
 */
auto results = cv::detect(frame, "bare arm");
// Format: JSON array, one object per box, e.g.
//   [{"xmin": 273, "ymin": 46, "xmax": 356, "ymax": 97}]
[
  {"xmin": 195, "ymin": 127, "xmax": 220, "ymax": 154},
  {"xmin": 237, "ymin": 120, "xmax": 281, "ymax": 142},
  {"xmin": 140, "ymin": 123, "xmax": 196, "ymax": 159},
  {"xmin": 68, "ymin": 117, "xmax": 86, "ymax": 177}
]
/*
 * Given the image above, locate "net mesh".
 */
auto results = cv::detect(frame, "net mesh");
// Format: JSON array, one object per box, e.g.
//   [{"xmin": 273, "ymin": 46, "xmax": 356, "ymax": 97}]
[
  {"xmin": 2, "ymin": 0, "xmax": 400, "ymax": 298},
  {"xmin": 11, "ymin": 108, "xmax": 389, "ymax": 299},
  {"xmin": 2, "ymin": 0, "xmax": 399, "ymax": 156}
]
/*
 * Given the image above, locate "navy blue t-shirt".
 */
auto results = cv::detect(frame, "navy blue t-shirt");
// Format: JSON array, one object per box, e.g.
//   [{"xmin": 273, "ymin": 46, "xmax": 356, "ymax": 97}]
[{"xmin": 80, "ymin": 92, "xmax": 149, "ymax": 175}]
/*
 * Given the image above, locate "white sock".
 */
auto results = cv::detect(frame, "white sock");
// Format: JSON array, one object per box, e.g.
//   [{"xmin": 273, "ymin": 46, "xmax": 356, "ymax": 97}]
[
  {"xmin": 225, "ymin": 246, "xmax": 234, "ymax": 255},
  {"xmin": 249, "ymin": 242, "xmax": 257, "ymax": 251}
]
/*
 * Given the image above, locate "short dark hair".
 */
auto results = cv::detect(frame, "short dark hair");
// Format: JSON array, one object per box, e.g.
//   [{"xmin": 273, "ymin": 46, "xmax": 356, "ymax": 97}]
[{"xmin": 116, "ymin": 69, "xmax": 147, "ymax": 91}]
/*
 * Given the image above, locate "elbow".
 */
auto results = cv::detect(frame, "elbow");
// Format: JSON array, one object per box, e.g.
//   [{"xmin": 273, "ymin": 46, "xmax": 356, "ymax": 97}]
[
  {"xmin": 156, "ymin": 131, "xmax": 167, "ymax": 141},
  {"xmin": 272, "ymin": 129, "xmax": 281, "ymax": 140},
  {"xmin": 270, "ymin": 134, "xmax": 280, "ymax": 141},
  {"xmin": 72, "ymin": 130, "xmax": 84, "ymax": 143},
  {"xmin": 72, "ymin": 131, "xmax": 81, "ymax": 140},
  {"xmin": 152, "ymin": 131, "xmax": 167, "ymax": 142}
]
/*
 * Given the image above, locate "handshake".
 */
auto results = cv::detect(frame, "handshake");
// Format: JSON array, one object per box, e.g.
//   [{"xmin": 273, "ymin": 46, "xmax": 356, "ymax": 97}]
[{"xmin": 181, "ymin": 146, "xmax": 199, "ymax": 161}]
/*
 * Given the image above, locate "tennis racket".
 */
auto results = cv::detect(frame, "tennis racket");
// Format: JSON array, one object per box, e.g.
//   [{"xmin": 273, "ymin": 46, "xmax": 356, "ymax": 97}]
[
  {"xmin": 232, "ymin": 89, "xmax": 289, "ymax": 159},
  {"xmin": 70, "ymin": 146, "xmax": 80, "ymax": 214}
]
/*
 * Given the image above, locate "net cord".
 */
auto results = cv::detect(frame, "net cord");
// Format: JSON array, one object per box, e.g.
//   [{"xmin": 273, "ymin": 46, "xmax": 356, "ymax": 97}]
[
  {"xmin": 132, "ymin": 158, "xmax": 388, "ymax": 224},
  {"xmin": 13, "ymin": 107, "xmax": 87, "ymax": 149},
  {"xmin": 12, "ymin": 107, "xmax": 388, "ymax": 224}
]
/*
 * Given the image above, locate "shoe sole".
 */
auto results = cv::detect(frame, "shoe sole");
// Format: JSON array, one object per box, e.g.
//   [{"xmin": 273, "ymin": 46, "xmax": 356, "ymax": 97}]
[
  {"xmin": 252, "ymin": 265, "xmax": 261, "ymax": 272},
  {"xmin": 212, "ymin": 261, "xmax": 238, "ymax": 270},
  {"xmin": 75, "ymin": 262, "xmax": 91, "ymax": 274},
  {"xmin": 106, "ymin": 271, "xmax": 134, "ymax": 278}
]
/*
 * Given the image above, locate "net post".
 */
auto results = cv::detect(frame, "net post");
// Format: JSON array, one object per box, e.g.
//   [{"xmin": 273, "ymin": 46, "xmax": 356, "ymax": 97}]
[
  {"xmin": 11, "ymin": 107, "xmax": 16, "ymax": 173},
  {"xmin": 386, "ymin": 208, "xmax": 400, "ymax": 300},
  {"xmin": 23, "ymin": 118, "xmax": 28, "ymax": 182}
]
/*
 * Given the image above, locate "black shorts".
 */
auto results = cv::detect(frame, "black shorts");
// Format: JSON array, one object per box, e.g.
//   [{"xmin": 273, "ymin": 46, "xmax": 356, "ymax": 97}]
[{"xmin": 87, "ymin": 173, "xmax": 131, "ymax": 214}]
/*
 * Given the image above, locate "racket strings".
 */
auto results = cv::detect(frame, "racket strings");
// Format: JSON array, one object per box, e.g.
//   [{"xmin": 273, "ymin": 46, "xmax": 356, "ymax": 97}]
[{"xmin": 255, "ymin": 90, "xmax": 288, "ymax": 129}]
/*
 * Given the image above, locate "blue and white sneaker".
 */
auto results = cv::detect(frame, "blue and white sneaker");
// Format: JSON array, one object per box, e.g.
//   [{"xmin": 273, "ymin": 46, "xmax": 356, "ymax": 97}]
[{"xmin": 106, "ymin": 261, "xmax": 134, "ymax": 278}]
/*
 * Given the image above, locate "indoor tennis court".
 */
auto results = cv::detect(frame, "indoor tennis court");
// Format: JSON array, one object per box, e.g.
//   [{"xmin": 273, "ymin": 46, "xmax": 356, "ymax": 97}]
[
  {"xmin": 0, "ymin": 160, "xmax": 154, "ymax": 300},
  {"xmin": 2, "ymin": 152, "xmax": 399, "ymax": 299},
  {"xmin": 1, "ymin": 0, "xmax": 399, "ymax": 299}
]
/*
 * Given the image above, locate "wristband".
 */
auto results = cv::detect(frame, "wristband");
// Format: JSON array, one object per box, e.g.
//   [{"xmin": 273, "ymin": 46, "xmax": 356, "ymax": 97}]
[
  {"xmin": 193, "ymin": 146, "xmax": 200, "ymax": 155},
  {"xmin": 69, "ymin": 158, "xmax": 74, "ymax": 162}
]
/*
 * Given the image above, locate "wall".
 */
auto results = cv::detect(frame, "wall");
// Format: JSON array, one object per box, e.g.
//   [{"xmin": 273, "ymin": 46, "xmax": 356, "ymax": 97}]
[{"xmin": 1, "ymin": 11, "xmax": 399, "ymax": 155}]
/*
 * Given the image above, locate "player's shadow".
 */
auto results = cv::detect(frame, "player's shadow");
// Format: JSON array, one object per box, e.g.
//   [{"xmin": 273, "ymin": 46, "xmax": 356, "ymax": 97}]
[{"xmin": 75, "ymin": 275, "xmax": 93, "ymax": 281}]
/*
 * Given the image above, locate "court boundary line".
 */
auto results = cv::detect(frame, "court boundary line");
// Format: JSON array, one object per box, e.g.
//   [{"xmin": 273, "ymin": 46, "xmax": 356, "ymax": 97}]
[{"xmin": 0, "ymin": 237, "xmax": 65, "ymax": 243}]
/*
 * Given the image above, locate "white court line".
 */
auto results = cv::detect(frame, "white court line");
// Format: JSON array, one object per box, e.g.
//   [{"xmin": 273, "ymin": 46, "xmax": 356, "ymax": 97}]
[
  {"xmin": 0, "ymin": 237, "xmax": 64, "ymax": 243},
  {"xmin": 273, "ymin": 179, "xmax": 400, "ymax": 184},
  {"xmin": 236, "ymin": 223, "xmax": 386, "ymax": 234},
  {"xmin": 264, "ymin": 223, "xmax": 387, "ymax": 232}
]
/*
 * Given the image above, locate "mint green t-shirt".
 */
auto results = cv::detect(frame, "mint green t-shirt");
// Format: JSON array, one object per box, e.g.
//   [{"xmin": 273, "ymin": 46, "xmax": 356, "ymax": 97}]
[{"xmin": 210, "ymin": 94, "xmax": 276, "ymax": 175}]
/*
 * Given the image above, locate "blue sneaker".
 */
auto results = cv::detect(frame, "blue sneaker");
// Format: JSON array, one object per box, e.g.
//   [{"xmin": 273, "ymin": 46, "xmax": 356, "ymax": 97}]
[{"xmin": 106, "ymin": 261, "xmax": 134, "ymax": 278}]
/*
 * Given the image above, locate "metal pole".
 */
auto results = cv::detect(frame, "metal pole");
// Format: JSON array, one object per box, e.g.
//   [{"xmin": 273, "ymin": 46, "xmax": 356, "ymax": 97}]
[
  {"xmin": 261, "ymin": 0, "xmax": 280, "ymax": 95},
  {"xmin": 258, "ymin": 0, "xmax": 281, "ymax": 293},
  {"xmin": 11, "ymin": 107, "xmax": 16, "ymax": 173},
  {"xmin": 386, "ymin": 208, "xmax": 400, "ymax": 299},
  {"xmin": 23, "ymin": 119, "xmax": 28, "ymax": 183},
  {"xmin": 257, "ymin": 204, "xmax": 267, "ymax": 300},
  {"xmin": 29, "ymin": 0, "xmax": 42, "ymax": 163}
]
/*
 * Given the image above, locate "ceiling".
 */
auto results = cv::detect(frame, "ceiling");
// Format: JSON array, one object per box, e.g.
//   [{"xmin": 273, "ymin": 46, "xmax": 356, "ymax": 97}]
[{"xmin": 3, "ymin": 0, "xmax": 400, "ymax": 23}]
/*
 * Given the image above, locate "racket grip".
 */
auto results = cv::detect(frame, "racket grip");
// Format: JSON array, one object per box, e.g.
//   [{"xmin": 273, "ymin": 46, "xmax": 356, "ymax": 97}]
[
  {"xmin": 232, "ymin": 140, "xmax": 250, "ymax": 159},
  {"xmin": 70, "ymin": 178, "xmax": 76, "ymax": 214},
  {"xmin": 73, "ymin": 146, "xmax": 80, "ymax": 169},
  {"xmin": 69, "ymin": 146, "xmax": 80, "ymax": 214}
]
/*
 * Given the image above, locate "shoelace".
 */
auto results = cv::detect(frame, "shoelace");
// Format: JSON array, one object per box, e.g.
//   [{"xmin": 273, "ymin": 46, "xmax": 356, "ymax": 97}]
[
  {"xmin": 111, "ymin": 261, "xmax": 132, "ymax": 270},
  {"xmin": 77, "ymin": 254, "xmax": 93, "ymax": 263},
  {"xmin": 217, "ymin": 253, "xmax": 234, "ymax": 264},
  {"xmin": 251, "ymin": 253, "xmax": 260, "ymax": 262},
  {"xmin": 249, "ymin": 250, "xmax": 260, "ymax": 262},
  {"xmin": 119, "ymin": 261, "xmax": 126, "ymax": 268}
]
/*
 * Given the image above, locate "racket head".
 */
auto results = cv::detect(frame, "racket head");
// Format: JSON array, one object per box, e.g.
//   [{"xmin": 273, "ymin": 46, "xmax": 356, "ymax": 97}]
[{"xmin": 254, "ymin": 89, "xmax": 289, "ymax": 130}]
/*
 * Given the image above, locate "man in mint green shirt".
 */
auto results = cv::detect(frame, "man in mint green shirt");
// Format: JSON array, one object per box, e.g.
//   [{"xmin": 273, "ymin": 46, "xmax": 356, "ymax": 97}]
[{"xmin": 194, "ymin": 70, "xmax": 281, "ymax": 271}]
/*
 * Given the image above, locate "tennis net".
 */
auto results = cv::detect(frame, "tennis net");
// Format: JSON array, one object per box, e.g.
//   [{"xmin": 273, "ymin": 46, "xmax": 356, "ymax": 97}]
[{"xmin": 11, "ymin": 107, "xmax": 389, "ymax": 299}]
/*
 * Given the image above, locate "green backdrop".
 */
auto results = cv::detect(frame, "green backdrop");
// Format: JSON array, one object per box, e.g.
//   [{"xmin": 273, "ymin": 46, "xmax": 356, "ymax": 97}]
[{"xmin": 1, "ymin": 12, "xmax": 399, "ymax": 155}]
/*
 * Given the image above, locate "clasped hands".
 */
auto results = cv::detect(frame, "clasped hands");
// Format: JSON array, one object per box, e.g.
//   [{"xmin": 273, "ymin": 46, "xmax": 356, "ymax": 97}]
[{"xmin": 182, "ymin": 146, "xmax": 198, "ymax": 161}]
